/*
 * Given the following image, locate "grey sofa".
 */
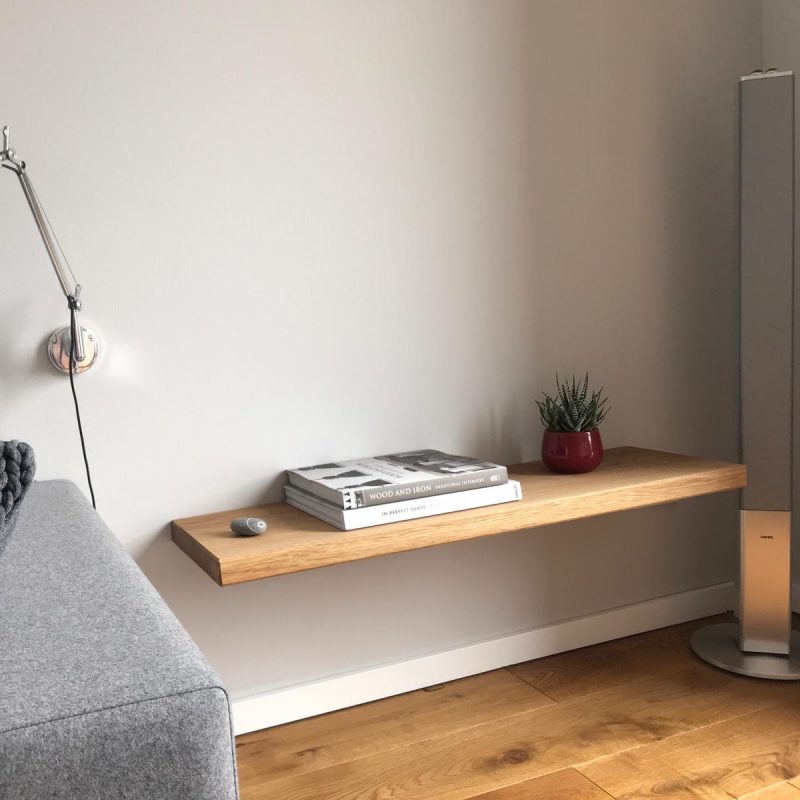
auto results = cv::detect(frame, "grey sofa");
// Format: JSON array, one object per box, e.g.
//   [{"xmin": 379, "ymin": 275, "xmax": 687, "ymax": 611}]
[{"xmin": 0, "ymin": 480, "xmax": 239, "ymax": 799}]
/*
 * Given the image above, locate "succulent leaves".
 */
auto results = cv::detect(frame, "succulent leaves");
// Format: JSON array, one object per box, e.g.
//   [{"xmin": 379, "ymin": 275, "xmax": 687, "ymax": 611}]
[{"xmin": 536, "ymin": 373, "xmax": 609, "ymax": 432}]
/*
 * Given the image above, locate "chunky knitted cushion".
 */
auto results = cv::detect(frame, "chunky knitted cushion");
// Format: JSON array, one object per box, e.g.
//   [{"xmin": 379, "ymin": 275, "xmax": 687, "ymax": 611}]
[{"xmin": 0, "ymin": 441, "xmax": 36, "ymax": 554}]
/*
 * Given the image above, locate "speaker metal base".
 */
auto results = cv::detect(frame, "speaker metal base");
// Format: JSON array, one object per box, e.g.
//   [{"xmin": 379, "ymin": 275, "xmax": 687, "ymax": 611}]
[{"xmin": 691, "ymin": 622, "xmax": 800, "ymax": 680}]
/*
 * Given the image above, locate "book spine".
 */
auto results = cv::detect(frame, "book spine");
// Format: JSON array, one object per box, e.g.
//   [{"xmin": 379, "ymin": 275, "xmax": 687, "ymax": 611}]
[
  {"xmin": 354, "ymin": 465, "xmax": 509, "ymax": 508},
  {"xmin": 286, "ymin": 480, "xmax": 521, "ymax": 531}
]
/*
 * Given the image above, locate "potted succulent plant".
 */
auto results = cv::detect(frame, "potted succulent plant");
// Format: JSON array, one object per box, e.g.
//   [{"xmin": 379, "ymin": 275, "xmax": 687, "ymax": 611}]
[{"xmin": 535, "ymin": 374, "xmax": 610, "ymax": 474}]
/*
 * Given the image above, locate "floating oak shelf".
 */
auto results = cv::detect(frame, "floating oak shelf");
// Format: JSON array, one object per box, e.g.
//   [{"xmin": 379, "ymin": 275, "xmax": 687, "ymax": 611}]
[{"xmin": 171, "ymin": 447, "xmax": 746, "ymax": 586}]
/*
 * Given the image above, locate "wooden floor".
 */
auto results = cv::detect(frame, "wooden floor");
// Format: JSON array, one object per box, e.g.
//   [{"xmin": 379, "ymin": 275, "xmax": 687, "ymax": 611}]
[{"xmin": 236, "ymin": 615, "xmax": 800, "ymax": 800}]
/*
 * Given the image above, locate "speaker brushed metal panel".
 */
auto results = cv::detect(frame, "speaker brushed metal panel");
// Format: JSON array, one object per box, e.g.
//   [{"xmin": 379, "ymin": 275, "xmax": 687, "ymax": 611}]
[
  {"xmin": 740, "ymin": 73, "xmax": 795, "ymax": 511},
  {"xmin": 739, "ymin": 510, "xmax": 791, "ymax": 654}
]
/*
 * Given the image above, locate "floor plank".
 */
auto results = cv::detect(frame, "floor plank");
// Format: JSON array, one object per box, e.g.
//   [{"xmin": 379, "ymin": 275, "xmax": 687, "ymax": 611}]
[
  {"xmin": 508, "ymin": 615, "xmax": 729, "ymax": 702},
  {"xmin": 237, "ymin": 618, "xmax": 800, "ymax": 800},
  {"xmin": 236, "ymin": 670, "xmax": 552, "ymax": 785},
  {"xmin": 467, "ymin": 768, "xmax": 614, "ymax": 799},
  {"xmin": 246, "ymin": 661, "xmax": 795, "ymax": 800},
  {"xmin": 740, "ymin": 782, "xmax": 800, "ymax": 799},
  {"xmin": 579, "ymin": 700, "xmax": 800, "ymax": 800}
]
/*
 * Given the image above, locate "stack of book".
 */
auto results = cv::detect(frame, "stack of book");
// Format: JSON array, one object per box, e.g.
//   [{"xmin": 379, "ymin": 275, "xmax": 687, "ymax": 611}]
[{"xmin": 284, "ymin": 449, "xmax": 522, "ymax": 530}]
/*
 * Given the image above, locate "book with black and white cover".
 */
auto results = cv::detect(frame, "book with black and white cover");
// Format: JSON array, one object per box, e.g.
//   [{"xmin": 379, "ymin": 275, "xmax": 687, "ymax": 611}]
[
  {"xmin": 286, "ymin": 449, "xmax": 508, "ymax": 509},
  {"xmin": 284, "ymin": 479, "xmax": 522, "ymax": 531}
]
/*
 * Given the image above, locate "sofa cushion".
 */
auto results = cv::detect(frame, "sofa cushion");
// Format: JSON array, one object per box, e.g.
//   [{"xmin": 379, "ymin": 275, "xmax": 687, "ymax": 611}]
[{"xmin": 0, "ymin": 480, "xmax": 238, "ymax": 799}]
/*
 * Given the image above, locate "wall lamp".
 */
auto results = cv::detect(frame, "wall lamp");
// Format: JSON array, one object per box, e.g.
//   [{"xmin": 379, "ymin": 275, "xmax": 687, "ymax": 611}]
[{"xmin": 1, "ymin": 126, "xmax": 99, "ymax": 374}]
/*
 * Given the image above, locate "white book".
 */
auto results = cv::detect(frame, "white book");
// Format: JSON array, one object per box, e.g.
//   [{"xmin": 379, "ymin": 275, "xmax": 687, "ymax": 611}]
[
  {"xmin": 286, "ymin": 449, "xmax": 508, "ymax": 509},
  {"xmin": 284, "ymin": 480, "xmax": 522, "ymax": 531}
]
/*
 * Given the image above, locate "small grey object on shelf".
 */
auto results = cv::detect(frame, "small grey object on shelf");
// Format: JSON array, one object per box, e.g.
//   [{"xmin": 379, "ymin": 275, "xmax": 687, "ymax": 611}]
[
  {"xmin": 0, "ymin": 440, "xmax": 36, "ymax": 554},
  {"xmin": 230, "ymin": 517, "xmax": 267, "ymax": 537}
]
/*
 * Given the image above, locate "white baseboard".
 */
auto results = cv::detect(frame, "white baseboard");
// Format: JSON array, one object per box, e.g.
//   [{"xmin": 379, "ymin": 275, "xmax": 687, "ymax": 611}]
[{"xmin": 231, "ymin": 581, "xmax": 735, "ymax": 735}]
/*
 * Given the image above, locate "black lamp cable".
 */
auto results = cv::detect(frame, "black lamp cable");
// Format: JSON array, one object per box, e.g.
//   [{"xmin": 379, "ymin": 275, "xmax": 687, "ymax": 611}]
[{"xmin": 68, "ymin": 302, "xmax": 96, "ymax": 509}]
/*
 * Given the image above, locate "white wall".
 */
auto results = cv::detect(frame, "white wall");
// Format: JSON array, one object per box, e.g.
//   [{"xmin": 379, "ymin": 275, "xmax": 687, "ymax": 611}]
[
  {"xmin": 0, "ymin": 1, "xmax": 760, "ymax": 707},
  {"xmin": 763, "ymin": 1, "xmax": 800, "ymax": 75}
]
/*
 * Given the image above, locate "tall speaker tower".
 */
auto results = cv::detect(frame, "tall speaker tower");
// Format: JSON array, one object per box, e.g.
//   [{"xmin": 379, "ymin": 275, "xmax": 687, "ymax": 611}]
[{"xmin": 692, "ymin": 69, "xmax": 800, "ymax": 678}]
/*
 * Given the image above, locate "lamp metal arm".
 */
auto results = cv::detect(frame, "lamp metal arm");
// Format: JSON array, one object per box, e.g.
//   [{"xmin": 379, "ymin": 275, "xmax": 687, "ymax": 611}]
[{"xmin": 1, "ymin": 125, "xmax": 85, "ymax": 360}]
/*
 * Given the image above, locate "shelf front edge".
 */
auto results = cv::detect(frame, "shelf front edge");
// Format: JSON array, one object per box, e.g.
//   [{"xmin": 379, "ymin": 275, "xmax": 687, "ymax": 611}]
[{"xmin": 171, "ymin": 521, "xmax": 224, "ymax": 585}]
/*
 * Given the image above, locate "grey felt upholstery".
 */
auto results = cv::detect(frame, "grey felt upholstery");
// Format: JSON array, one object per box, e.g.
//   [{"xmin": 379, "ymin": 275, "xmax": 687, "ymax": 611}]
[{"xmin": 0, "ymin": 480, "xmax": 239, "ymax": 799}]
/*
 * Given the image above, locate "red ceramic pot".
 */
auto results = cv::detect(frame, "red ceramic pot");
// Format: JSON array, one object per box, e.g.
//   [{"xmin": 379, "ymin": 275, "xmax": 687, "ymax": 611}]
[{"xmin": 541, "ymin": 429, "xmax": 603, "ymax": 474}]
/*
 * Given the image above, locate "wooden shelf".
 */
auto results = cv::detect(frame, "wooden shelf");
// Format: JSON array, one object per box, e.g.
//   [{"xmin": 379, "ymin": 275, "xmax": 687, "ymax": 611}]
[{"xmin": 171, "ymin": 447, "xmax": 746, "ymax": 586}]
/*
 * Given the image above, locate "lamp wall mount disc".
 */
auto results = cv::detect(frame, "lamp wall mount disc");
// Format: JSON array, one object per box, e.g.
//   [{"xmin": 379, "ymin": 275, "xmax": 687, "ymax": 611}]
[{"xmin": 47, "ymin": 325, "xmax": 100, "ymax": 374}]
